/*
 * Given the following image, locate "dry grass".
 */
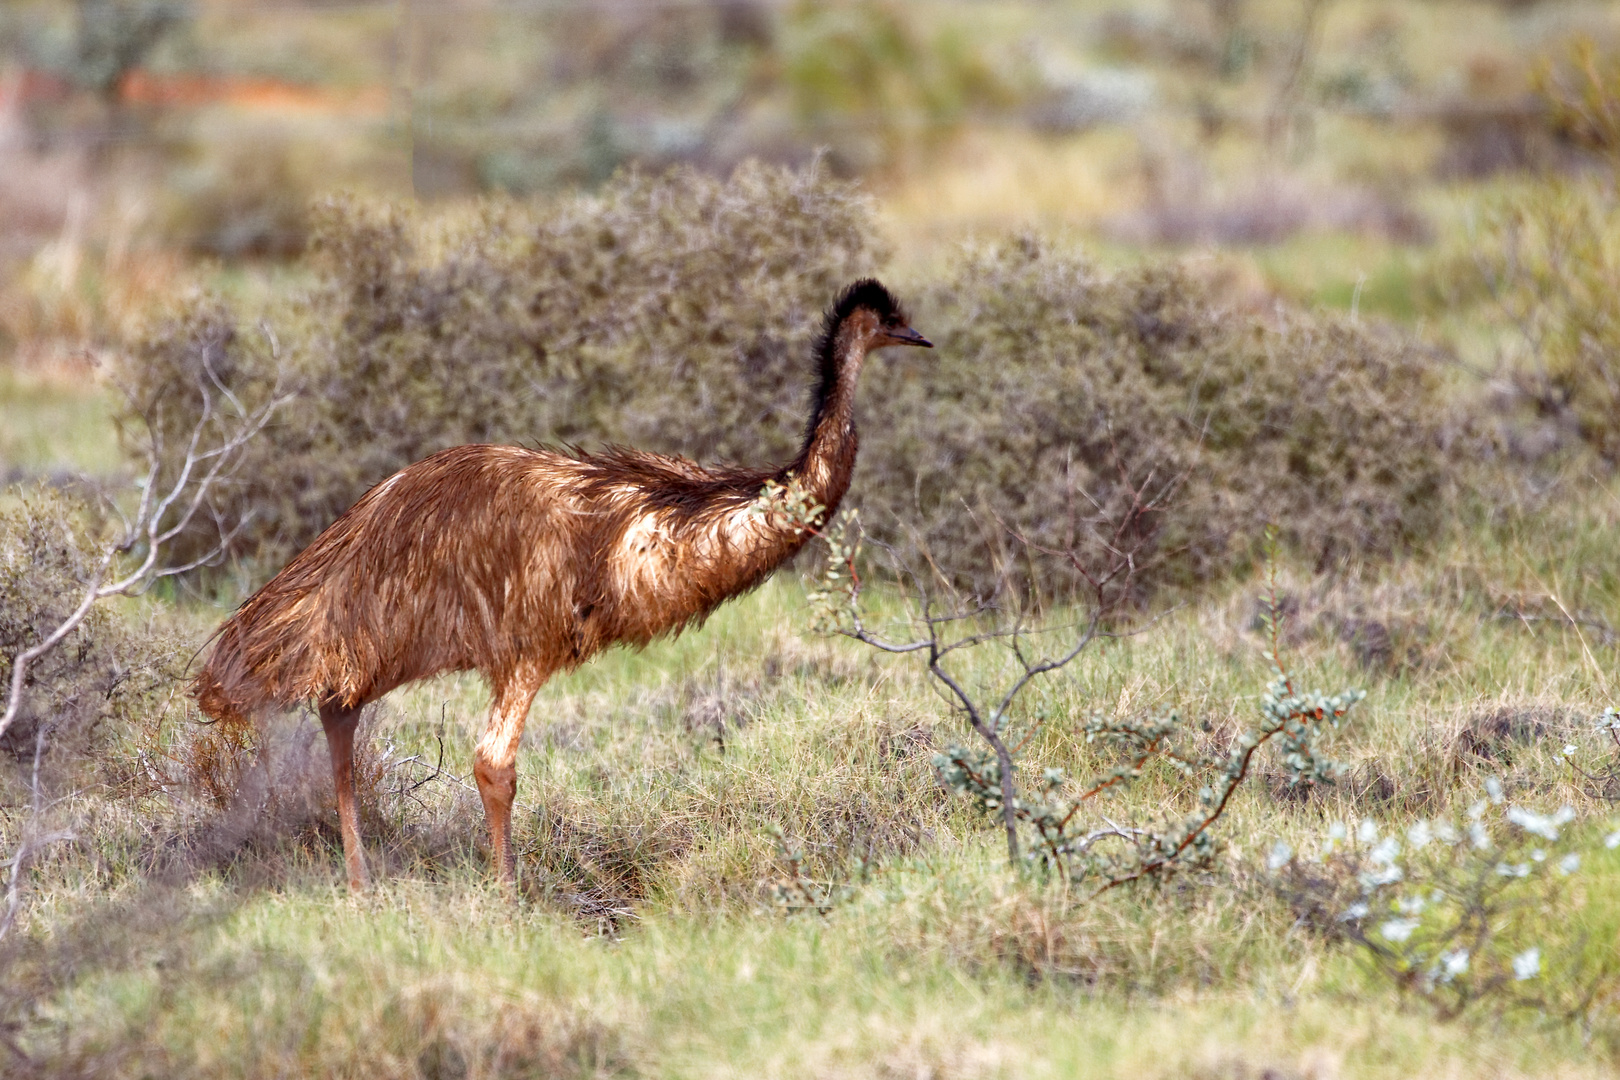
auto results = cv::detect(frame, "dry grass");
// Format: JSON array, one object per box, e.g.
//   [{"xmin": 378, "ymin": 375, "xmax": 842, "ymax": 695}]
[{"xmin": 3, "ymin": 463, "xmax": 1620, "ymax": 1072}]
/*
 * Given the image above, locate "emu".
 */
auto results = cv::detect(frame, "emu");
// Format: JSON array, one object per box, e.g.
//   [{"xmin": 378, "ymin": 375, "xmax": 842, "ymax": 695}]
[{"xmin": 191, "ymin": 279, "xmax": 930, "ymax": 888}]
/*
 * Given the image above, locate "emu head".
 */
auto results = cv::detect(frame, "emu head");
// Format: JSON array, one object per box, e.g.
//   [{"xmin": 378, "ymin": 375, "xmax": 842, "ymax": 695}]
[{"xmin": 825, "ymin": 279, "xmax": 933, "ymax": 356}]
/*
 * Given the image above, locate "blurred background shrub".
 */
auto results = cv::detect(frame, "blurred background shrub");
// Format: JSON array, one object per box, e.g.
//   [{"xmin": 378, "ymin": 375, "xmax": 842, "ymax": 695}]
[
  {"xmin": 5, "ymin": 0, "xmax": 1620, "ymax": 602},
  {"xmin": 121, "ymin": 164, "xmax": 1467, "ymax": 602},
  {"xmin": 862, "ymin": 238, "xmax": 1462, "ymax": 598},
  {"xmin": 116, "ymin": 163, "xmax": 882, "ymax": 577}
]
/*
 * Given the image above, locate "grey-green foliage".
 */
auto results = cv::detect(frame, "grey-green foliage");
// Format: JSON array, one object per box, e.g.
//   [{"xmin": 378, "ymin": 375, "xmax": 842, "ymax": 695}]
[
  {"xmin": 1276, "ymin": 781, "xmax": 1620, "ymax": 1021},
  {"xmin": 118, "ymin": 163, "xmax": 882, "ymax": 576},
  {"xmin": 858, "ymin": 237, "xmax": 1459, "ymax": 599},
  {"xmin": 122, "ymin": 170, "xmax": 1460, "ymax": 597},
  {"xmin": 0, "ymin": 489, "xmax": 180, "ymax": 766},
  {"xmin": 928, "ymin": 584, "xmax": 1362, "ymax": 891}
]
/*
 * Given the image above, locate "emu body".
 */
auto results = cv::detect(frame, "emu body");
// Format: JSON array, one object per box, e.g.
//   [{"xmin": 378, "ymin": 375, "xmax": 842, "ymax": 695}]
[{"xmin": 191, "ymin": 280, "xmax": 930, "ymax": 888}]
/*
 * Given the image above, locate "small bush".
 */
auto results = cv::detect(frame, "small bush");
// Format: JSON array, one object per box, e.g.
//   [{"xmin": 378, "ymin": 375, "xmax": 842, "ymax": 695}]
[
  {"xmin": 1435, "ymin": 44, "xmax": 1620, "ymax": 464},
  {"xmin": 1274, "ymin": 780, "xmax": 1620, "ymax": 1021},
  {"xmin": 119, "ymin": 162, "xmax": 882, "ymax": 577},
  {"xmin": 0, "ymin": 489, "xmax": 182, "ymax": 768},
  {"xmin": 124, "ymin": 173, "xmax": 1462, "ymax": 600},
  {"xmin": 859, "ymin": 238, "xmax": 1460, "ymax": 598},
  {"xmin": 1460, "ymin": 175, "xmax": 1620, "ymax": 464}
]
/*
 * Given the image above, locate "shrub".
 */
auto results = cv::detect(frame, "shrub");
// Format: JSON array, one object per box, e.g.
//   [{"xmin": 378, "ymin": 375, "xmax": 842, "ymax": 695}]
[
  {"xmin": 811, "ymin": 517, "xmax": 1361, "ymax": 891},
  {"xmin": 0, "ymin": 486, "xmax": 189, "ymax": 869},
  {"xmin": 123, "ymin": 172, "xmax": 1460, "ymax": 600},
  {"xmin": 858, "ymin": 238, "xmax": 1460, "ymax": 599},
  {"xmin": 1274, "ymin": 779, "xmax": 1620, "ymax": 1021},
  {"xmin": 0, "ymin": 490, "xmax": 163, "ymax": 762},
  {"xmin": 1460, "ymin": 176, "xmax": 1620, "ymax": 464},
  {"xmin": 117, "ymin": 162, "xmax": 882, "ymax": 578}
]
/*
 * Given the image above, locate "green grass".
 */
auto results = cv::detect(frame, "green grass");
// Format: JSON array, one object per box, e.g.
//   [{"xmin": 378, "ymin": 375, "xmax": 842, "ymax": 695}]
[
  {"xmin": 0, "ymin": 367, "xmax": 121, "ymax": 477},
  {"xmin": 8, "ymin": 472, "xmax": 1620, "ymax": 1076},
  {"xmin": 27, "ymin": 876, "xmax": 1620, "ymax": 1079}
]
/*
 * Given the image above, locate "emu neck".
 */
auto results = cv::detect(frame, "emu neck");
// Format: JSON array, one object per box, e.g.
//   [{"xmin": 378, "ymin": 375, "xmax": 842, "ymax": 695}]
[{"xmin": 786, "ymin": 322, "xmax": 867, "ymax": 517}]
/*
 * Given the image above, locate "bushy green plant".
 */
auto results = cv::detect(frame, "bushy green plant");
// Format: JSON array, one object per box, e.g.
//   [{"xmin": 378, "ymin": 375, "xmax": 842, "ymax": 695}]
[
  {"xmin": 116, "ymin": 162, "xmax": 883, "ymax": 578},
  {"xmin": 0, "ymin": 489, "xmax": 174, "ymax": 762},
  {"xmin": 0, "ymin": 487, "xmax": 194, "ymax": 935},
  {"xmin": 124, "ymin": 172, "xmax": 1462, "ymax": 598},
  {"xmin": 811, "ymin": 512, "xmax": 1362, "ymax": 892},
  {"xmin": 1462, "ymin": 176, "xmax": 1620, "ymax": 464},
  {"xmin": 1439, "ymin": 43, "xmax": 1620, "ymax": 464},
  {"xmin": 859, "ymin": 237, "xmax": 1459, "ymax": 599},
  {"xmin": 1275, "ymin": 779, "xmax": 1620, "ymax": 1021}
]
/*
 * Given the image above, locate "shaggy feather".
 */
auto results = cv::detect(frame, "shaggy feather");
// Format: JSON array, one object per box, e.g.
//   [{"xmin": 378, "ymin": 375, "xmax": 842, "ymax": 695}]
[{"xmin": 189, "ymin": 278, "xmax": 923, "ymax": 884}]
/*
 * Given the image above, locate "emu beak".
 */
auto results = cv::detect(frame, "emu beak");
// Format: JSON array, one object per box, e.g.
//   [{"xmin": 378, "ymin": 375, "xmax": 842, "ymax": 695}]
[{"xmin": 889, "ymin": 327, "xmax": 933, "ymax": 348}]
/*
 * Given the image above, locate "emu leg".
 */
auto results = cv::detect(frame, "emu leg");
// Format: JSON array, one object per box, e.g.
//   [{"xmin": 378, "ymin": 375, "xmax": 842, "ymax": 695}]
[
  {"xmin": 474, "ymin": 670, "xmax": 545, "ymax": 884},
  {"xmin": 319, "ymin": 701, "xmax": 370, "ymax": 890}
]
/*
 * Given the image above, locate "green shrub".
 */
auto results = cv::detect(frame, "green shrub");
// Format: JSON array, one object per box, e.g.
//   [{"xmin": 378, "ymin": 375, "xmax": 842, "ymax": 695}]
[
  {"xmin": 1275, "ymin": 779, "xmax": 1620, "ymax": 1021},
  {"xmin": 1456, "ymin": 176, "xmax": 1620, "ymax": 464},
  {"xmin": 859, "ymin": 238, "xmax": 1460, "ymax": 598},
  {"xmin": 122, "ymin": 171, "xmax": 1460, "ymax": 599},
  {"xmin": 0, "ymin": 487, "xmax": 183, "ymax": 777},
  {"xmin": 117, "ymin": 162, "xmax": 883, "ymax": 577}
]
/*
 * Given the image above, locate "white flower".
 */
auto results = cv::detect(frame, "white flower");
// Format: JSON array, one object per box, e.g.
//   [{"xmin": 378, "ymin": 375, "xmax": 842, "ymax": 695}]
[
  {"xmin": 1360, "ymin": 865, "xmax": 1404, "ymax": 888},
  {"xmin": 1357, "ymin": 818, "xmax": 1381, "ymax": 844},
  {"xmin": 1495, "ymin": 862, "xmax": 1531, "ymax": 878},
  {"xmin": 1485, "ymin": 777, "xmax": 1504, "ymax": 804},
  {"xmin": 1561, "ymin": 744, "xmax": 1578, "ymax": 757},
  {"xmin": 1437, "ymin": 948, "xmax": 1469, "ymax": 982},
  {"xmin": 1505, "ymin": 806, "xmax": 1551, "ymax": 839},
  {"xmin": 1380, "ymin": 918, "xmax": 1420, "ymax": 943},
  {"xmin": 1512, "ymin": 947, "xmax": 1541, "ymax": 981},
  {"xmin": 1341, "ymin": 902, "xmax": 1370, "ymax": 920},
  {"xmin": 1506, "ymin": 805, "xmax": 1574, "ymax": 842},
  {"xmin": 1328, "ymin": 821, "xmax": 1348, "ymax": 842},
  {"xmin": 1406, "ymin": 820, "xmax": 1434, "ymax": 850},
  {"xmin": 1434, "ymin": 821, "xmax": 1459, "ymax": 845},
  {"xmin": 1606, "ymin": 830, "xmax": 1620, "ymax": 850},
  {"xmin": 1469, "ymin": 821, "xmax": 1491, "ymax": 850},
  {"xmin": 1267, "ymin": 840, "xmax": 1294, "ymax": 871},
  {"xmin": 1467, "ymin": 800, "xmax": 1487, "ymax": 821},
  {"xmin": 1369, "ymin": 837, "xmax": 1402, "ymax": 866},
  {"xmin": 1530, "ymin": 848, "xmax": 1546, "ymax": 863},
  {"xmin": 1558, "ymin": 853, "xmax": 1581, "ymax": 876},
  {"xmin": 1395, "ymin": 895, "xmax": 1426, "ymax": 915}
]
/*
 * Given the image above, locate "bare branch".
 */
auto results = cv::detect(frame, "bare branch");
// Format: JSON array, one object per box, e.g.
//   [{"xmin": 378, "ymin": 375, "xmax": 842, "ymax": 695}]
[{"xmin": 0, "ymin": 329, "xmax": 289, "ymax": 938}]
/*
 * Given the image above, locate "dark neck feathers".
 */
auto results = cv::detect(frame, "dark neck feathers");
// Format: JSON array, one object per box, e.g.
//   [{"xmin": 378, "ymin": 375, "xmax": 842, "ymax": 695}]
[{"xmin": 799, "ymin": 278, "xmax": 901, "ymax": 461}]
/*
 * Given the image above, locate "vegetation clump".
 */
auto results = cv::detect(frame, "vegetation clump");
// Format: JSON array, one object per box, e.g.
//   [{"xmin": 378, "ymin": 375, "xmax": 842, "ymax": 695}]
[
  {"xmin": 122, "ymin": 170, "xmax": 1468, "ymax": 602},
  {"xmin": 118, "ymin": 163, "xmax": 881, "ymax": 577},
  {"xmin": 1432, "ymin": 42, "xmax": 1620, "ymax": 466},
  {"xmin": 860, "ymin": 238, "xmax": 1461, "ymax": 598},
  {"xmin": 1276, "ymin": 777, "xmax": 1620, "ymax": 1022},
  {"xmin": 0, "ymin": 489, "xmax": 179, "ymax": 765}
]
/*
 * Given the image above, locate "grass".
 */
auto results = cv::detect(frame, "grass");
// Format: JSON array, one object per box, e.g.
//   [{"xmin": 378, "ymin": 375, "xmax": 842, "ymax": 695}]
[
  {"xmin": 0, "ymin": 365, "xmax": 121, "ymax": 478},
  {"xmin": 25, "ymin": 880, "xmax": 1620, "ymax": 1079},
  {"xmin": 6, "ymin": 472, "xmax": 1620, "ymax": 1075},
  {"xmin": 6, "ymin": 2, "xmax": 1620, "ymax": 1069}
]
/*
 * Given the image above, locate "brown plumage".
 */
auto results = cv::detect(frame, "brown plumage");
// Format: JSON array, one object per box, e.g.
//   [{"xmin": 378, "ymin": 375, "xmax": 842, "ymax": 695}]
[{"xmin": 191, "ymin": 279, "xmax": 931, "ymax": 888}]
